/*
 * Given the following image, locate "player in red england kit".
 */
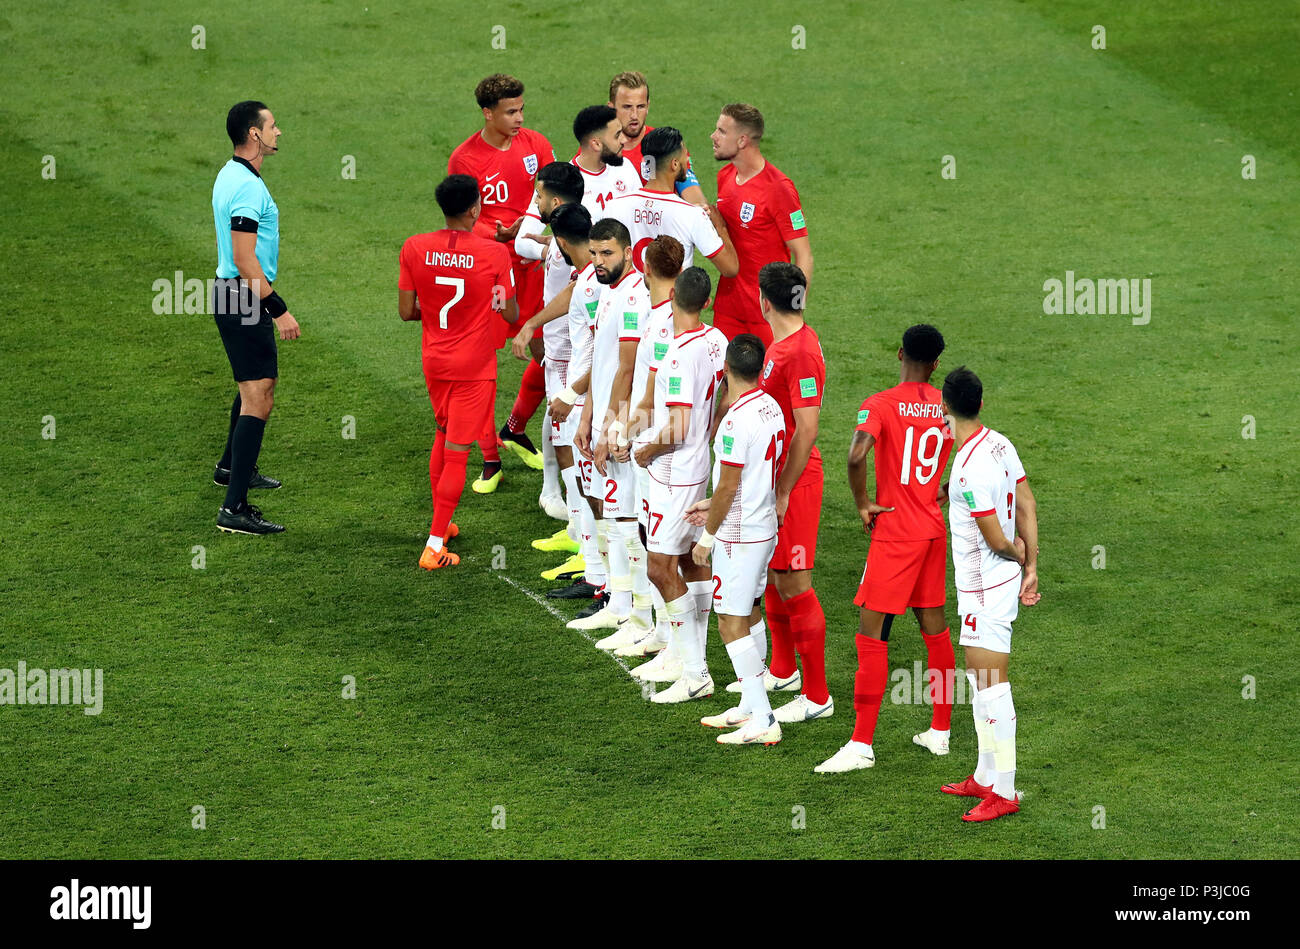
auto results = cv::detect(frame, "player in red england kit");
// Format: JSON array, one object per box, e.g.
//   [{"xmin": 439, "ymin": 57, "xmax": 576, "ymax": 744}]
[
  {"xmin": 447, "ymin": 74, "xmax": 555, "ymax": 493},
  {"xmin": 398, "ymin": 175, "xmax": 517, "ymax": 569},
  {"xmin": 606, "ymin": 71, "xmax": 706, "ymax": 205},
  {"xmin": 753, "ymin": 262, "xmax": 834, "ymax": 726},
  {"xmin": 815, "ymin": 325, "xmax": 956, "ymax": 774},
  {"xmin": 710, "ymin": 104, "xmax": 814, "ymax": 348}
]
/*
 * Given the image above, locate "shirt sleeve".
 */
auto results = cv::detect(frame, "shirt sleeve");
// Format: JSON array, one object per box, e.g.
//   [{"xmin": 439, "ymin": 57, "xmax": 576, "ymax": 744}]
[
  {"xmin": 618, "ymin": 299, "xmax": 646, "ymax": 342},
  {"xmin": 717, "ymin": 413, "xmax": 744, "ymax": 467},
  {"xmin": 1006, "ymin": 441, "xmax": 1027, "ymax": 483},
  {"xmin": 537, "ymin": 132, "xmax": 555, "ymax": 166},
  {"xmin": 513, "ymin": 192, "xmax": 546, "ymax": 260},
  {"xmin": 855, "ymin": 395, "xmax": 883, "ymax": 439},
  {"xmin": 785, "ymin": 347, "xmax": 825, "ymax": 409},
  {"xmin": 398, "ymin": 240, "xmax": 415, "ymax": 292},
  {"xmin": 663, "ymin": 350, "xmax": 697, "ymax": 408},
  {"xmin": 691, "ymin": 204, "xmax": 724, "ymax": 259},
  {"xmin": 495, "ymin": 246, "xmax": 516, "ymax": 302},
  {"xmin": 229, "ymin": 180, "xmax": 263, "ymax": 222},
  {"xmin": 770, "ymin": 177, "xmax": 808, "ymax": 242}
]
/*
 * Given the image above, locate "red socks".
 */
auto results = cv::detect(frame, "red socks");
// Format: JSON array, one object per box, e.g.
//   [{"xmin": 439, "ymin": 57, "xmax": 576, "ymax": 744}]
[
  {"xmin": 764, "ymin": 584, "xmax": 797, "ymax": 679},
  {"xmin": 922, "ymin": 627, "xmax": 955, "ymax": 731},
  {"xmin": 508, "ymin": 360, "xmax": 546, "ymax": 433},
  {"xmin": 431, "ymin": 448, "xmax": 469, "ymax": 538},
  {"xmin": 786, "ymin": 589, "xmax": 828, "ymax": 704},
  {"xmin": 852, "ymin": 634, "xmax": 888, "ymax": 745}
]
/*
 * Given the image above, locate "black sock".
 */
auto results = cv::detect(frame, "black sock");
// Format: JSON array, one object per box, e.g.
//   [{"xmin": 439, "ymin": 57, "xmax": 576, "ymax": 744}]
[
  {"xmin": 508, "ymin": 430, "xmax": 537, "ymax": 454},
  {"xmin": 218, "ymin": 393, "xmax": 242, "ymax": 469},
  {"xmin": 223, "ymin": 415, "xmax": 266, "ymax": 511},
  {"xmin": 481, "ymin": 460, "xmax": 502, "ymax": 479}
]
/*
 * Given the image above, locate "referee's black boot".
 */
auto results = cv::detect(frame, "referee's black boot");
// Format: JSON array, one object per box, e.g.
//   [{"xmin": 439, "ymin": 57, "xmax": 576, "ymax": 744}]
[
  {"xmin": 547, "ymin": 578, "xmax": 599, "ymax": 600},
  {"xmin": 214, "ymin": 464, "xmax": 282, "ymax": 490},
  {"xmin": 217, "ymin": 502, "xmax": 285, "ymax": 535}
]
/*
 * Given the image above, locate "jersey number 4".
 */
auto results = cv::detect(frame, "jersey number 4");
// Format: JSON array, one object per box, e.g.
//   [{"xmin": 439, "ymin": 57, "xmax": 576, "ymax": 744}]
[
  {"xmin": 900, "ymin": 426, "xmax": 944, "ymax": 485},
  {"xmin": 434, "ymin": 276, "xmax": 464, "ymax": 329}
]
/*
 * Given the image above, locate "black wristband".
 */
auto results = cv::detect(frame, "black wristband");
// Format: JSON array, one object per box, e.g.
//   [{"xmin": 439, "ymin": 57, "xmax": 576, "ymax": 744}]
[{"xmin": 261, "ymin": 291, "xmax": 288, "ymax": 319}]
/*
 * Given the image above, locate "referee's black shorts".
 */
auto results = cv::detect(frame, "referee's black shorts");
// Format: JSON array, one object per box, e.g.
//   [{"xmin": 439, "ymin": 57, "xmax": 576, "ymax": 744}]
[{"xmin": 212, "ymin": 277, "xmax": 278, "ymax": 382}]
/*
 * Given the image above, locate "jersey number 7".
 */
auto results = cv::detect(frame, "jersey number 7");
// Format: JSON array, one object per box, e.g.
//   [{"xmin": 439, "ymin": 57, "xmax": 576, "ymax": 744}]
[{"xmin": 434, "ymin": 276, "xmax": 464, "ymax": 329}]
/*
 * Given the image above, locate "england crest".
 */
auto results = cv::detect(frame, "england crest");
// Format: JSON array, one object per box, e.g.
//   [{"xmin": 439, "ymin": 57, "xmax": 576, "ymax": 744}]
[
  {"xmin": 524, "ymin": 153, "xmax": 538, "ymax": 175},
  {"xmin": 739, "ymin": 201, "xmax": 755, "ymax": 224}
]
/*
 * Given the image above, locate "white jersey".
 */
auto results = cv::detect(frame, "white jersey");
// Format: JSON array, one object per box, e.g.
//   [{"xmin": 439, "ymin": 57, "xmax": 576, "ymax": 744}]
[
  {"xmin": 649, "ymin": 324, "xmax": 726, "ymax": 486},
  {"xmin": 577, "ymin": 159, "xmax": 642, "ymax": 217},
  {"xmin": 565, "ymin": 263, "xmax": 601, "ymax": 396},
  {"xmin": 541, "ymin": 242, "xmax": 576, "ymax": 360},
  {"xmin": 635, "ymin": 300, "xmax": 674, "ymax": 415},
  {"xmin": 712, "ymin": 388, "xmax": 785, "ymax": 542},
  {"xmin": 605, "ymin": 188, "xmax": 724, "ymax": 272},
  {"xmin": 948, "ymin": 426, "xmax": 1026, "ymax": 597},
  {"xmin": 590, "ymin": 271, "xmax": 650, "ymax": 432}
]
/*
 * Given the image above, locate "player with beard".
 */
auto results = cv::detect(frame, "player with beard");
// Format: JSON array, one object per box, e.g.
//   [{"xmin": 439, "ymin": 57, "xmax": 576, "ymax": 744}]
[
  {"xmin": 605, "ymin": 127, "xmax": 739, "ymax": 278},
  {"xmin": 710, "ymin": 104, "xmax": 813, "ymax": 347}
]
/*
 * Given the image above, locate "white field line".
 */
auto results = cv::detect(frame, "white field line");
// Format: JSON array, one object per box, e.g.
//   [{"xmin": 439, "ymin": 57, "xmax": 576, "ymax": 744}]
[{"xmin": 496, "ymin": 573, "xmax": 652, "ymax": 696}]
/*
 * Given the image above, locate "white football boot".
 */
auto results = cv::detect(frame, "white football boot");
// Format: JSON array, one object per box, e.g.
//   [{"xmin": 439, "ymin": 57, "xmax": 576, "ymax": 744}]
[
  {"xmin": 726, "ymin": 668, "xmax": 801, "ymax": 694},
  {"xmin": 613, "ymin": 626, "xmax": 667, "ymax": 657},
  {"xmin": 772, "ymin": 693, "xmax": 834, "ymax": 724},
  {"xmin": 717, "ymin": 716, "xmax": 782, "ymax": 746},
  {"xmin": 650, "ymin": 672, "xmax": 714, "ymax": 704},
  {"xmin": 629, "ymin": 651, "xmax": 682, "ymax": 683},
  {"xmin": 567, "ymin": 603, "xmax": 629, "ymax": 631},
  {"xmin": 700, "ymin": 706, "xmax": 751, "ymax": 730},
  {"xmin": 539, "ymin": 492, "xmax": 569, "ymax": 521},
  {"xmin": 594, "ymin": 616, "xmax": 652, "ymax": 651},
  {"xmin": 912, "ymin": 728, "xmax": 951, "ymax": 756},
  {"xmin": 813, "ymin": 741, "xmax": 876, "ymax": 773}
]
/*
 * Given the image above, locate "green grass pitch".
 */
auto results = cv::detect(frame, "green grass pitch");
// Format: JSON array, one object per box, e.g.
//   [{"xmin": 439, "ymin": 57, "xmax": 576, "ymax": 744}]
[{"xmin": 1, "ymin": 0, "xmax": 1297, "ymax": 858}]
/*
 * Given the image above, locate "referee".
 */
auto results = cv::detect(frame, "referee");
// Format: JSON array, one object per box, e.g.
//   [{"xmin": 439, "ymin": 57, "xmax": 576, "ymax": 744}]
[{"xmin": 211, "ymin": 100, "xmax": 300, "ymax": 534}]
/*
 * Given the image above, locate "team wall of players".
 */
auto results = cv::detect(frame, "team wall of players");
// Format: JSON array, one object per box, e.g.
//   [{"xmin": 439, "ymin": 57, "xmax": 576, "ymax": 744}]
[{"xmin": 399, "ymin": 72, "xmax": 1041, "ymax": 823}]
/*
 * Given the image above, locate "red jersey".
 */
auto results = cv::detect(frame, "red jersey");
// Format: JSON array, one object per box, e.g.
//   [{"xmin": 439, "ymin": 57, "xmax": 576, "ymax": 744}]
[
  {"xmin": 448, "ymin": 128, "xmax": 555, "ymax": 242},
  {"xmin": 714, "ymin": 161, "xmax": 808, "ymax": 325},
  {"xmin": 399, "ymin": 228, "xmax": 515, "ymax": 381},
  {"xmin": 855, "ymin": 381, "xmax": 955, "ymax": 541},
  {"xmin": 758, "ymin": 323, "xmax": 825, "ymax": 479}
]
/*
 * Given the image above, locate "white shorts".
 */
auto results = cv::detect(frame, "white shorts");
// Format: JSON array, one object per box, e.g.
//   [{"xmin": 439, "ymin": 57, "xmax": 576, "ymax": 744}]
[
  {"xmin": 956, "ymin": 573, "xmax": 1021, "ymax": 654},
  {"xmin": 552, "ymin": 400, "xmax": 583, "ymax": 449},
  {"xmin": 713, "ymin": 536, "xmax": 778, "ymax": 617},
  {"xmin": 544, "ymin": 357, "xmax": 568, "ymax": 401},
  {"xmin": 645, "ymin": 478, "xmax": 706, "ymax": 555},
  {"xmin": 601, "ymin": 458, "xmax": 639, "ymax": 520},
  {"xmin": 636, "ymin": 465, "xmax": 651, "ymax": 530}
]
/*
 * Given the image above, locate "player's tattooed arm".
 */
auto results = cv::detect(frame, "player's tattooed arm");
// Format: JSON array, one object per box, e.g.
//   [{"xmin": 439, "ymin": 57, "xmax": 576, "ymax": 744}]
[
  {"xmin": 848, "ymin": 430, "xmax": 892, "ymax": 532},
  {"xmin": 1014, "ymin": 479, "xmax": 1041, "ymax": 605}
]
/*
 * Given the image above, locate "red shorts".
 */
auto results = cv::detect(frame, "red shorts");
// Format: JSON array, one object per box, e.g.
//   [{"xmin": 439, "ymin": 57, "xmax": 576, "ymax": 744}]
[
  {"xmin": 854, "ymin": 536, "xmax": 948, "ymax": 614},
  {"xmin": 712, "ymin": 311, "xmax": 774, "ymax": 348},
  {"xmin": 425, "ymin": 376, "xmax": 495, "ymax": 446},
  {"xmin": 769, "ymin": 463, "xmax": 822, "ymax": 571}
]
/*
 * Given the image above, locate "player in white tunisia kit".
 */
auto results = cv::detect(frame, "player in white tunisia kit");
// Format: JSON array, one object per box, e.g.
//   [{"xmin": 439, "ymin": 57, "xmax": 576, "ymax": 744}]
[
  {"xmin": 686, "ymin": 334, "xmax": 786, "ymax": 744},
  {"xmin": 604, "ymin": 127, "xmax": 739, "ymax": 278},
  {"xmin": 604, "ymin": 236, "xmax": 688, "ymax": 662},
  {"xmin": 938, "ymin": 366, "xmax": 1040, "ymax": 823},
  {"xmin": 571, "ymin": 218, "xmax": 654, "ymax": 640},
  {"xmin": 633, "ymin": 267, "xmax": 726, "ymax": 704}
]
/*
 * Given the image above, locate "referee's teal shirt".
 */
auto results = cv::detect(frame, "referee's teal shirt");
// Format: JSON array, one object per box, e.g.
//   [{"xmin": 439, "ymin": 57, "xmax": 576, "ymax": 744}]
[{"xmin": 212, "ymin": 156, "xmax": 279, "ymax": 282}]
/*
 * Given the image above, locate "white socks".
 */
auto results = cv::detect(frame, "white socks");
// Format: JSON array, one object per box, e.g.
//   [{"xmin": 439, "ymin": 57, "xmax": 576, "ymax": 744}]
[
  {"xmin": 618, "ymin": 520, "xmax": 653, "ymax": 624},
  {"xmin": 978, "ymin": 679, "xmax": 1016, "ymax": 799},
  {"xmin": 748, "ymin": 619, "xmax": 767, "ymax": 664},
  {"xmin": 541, "ymin": 409, "xmax": 560, "ymax": 498},
  {"xmin": 667, "ymin": 593, "xmax": 705, "ymax": 680},
  {"xmin": 561, "ymin": 466, "xmax": 581, "ymax": 538},
  {"xmin": 426, "ymin": 534, "xmax": 443, "ymax": 552},
  {"xmin": 969, "ymin": 672, "xmax": 996, "ymax": 786},
  {"xmin": 687, "ymin": 579, "xmax": 713, "ymax": 655},
  {"xmin": 605, "ymin": 521, "xmax": 632, "ymax": 615},
  {"xmin": 651, "ymin": 584, "xmax": 673, "ymax": 656},
  {"xmin": 727, "ymin": 635, "xmax": 773, "ymax": 724}
]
